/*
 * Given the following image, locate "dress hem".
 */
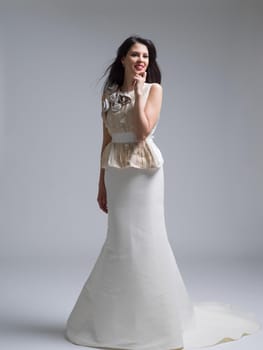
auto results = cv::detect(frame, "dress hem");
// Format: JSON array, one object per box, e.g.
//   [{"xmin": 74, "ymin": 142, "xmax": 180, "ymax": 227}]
[
  {"xmin": 65, "ymin": 322, "xmax": 261, "ymax": 350},
  {"xmin": 65, "ymin": 326, "xmax": 184, "ymax": 350}
]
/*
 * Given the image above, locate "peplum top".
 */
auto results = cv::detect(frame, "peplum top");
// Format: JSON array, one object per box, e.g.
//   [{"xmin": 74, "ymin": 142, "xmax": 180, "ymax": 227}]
[{"xmin": 100, "ymin": 82, "xmax": 164, "ymax": 169}]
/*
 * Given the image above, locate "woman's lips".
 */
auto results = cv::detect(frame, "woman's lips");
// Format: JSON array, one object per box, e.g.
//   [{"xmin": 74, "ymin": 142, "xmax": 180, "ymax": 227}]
[{"xmin": 134, "ymin": 64, "xmax": 145, "ymax": 70}]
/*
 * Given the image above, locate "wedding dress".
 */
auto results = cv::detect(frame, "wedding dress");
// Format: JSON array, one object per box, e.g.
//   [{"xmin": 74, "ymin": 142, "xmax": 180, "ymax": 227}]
[{"xmin": 65, "ymin": 83, "xmax": 261, "ymax": 349}]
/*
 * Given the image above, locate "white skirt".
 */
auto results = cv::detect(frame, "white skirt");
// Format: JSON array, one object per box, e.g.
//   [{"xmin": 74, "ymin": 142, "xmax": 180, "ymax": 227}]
[{"xmin": 65, "ymin": 166, "xmax": 261, "ymax": 350}]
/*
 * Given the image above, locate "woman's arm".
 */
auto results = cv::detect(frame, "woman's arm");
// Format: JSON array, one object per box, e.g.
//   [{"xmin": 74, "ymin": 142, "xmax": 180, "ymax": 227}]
[
  {"xmin": 133, "ymin": 82, "xmax": 163, "ymax": 141},
  {"xmin": 97, "ymin": 109, "xmax": 112, "ymax": 213},
  {"xmin": 98, "ymin": 120, "xmax": 112, "ymax": 186}
]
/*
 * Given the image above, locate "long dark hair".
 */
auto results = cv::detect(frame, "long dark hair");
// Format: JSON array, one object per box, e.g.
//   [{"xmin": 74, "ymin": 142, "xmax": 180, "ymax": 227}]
[{"xmin": 102, "ymin": 35, "xmax": 161, "ymax": 93}]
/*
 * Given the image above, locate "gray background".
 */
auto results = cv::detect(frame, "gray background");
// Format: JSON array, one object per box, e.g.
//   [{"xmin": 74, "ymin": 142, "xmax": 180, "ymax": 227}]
[
  {"xmin": 1, "ymin": 0, "xmax": 262, "ymax": 261},
  {"xmin": 0, "ymin": 1, "xmax": 262, "ymax": 349}
]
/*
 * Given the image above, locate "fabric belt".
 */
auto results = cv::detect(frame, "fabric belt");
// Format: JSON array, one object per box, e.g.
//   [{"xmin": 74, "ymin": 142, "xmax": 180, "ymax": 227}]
[
  {"xmin": 111, "ymin": 131, "xmax": 137, "ymax": 143},
  {"xmin": 111, "ymin": 131, "xmax": 153, "ymax": 143}
]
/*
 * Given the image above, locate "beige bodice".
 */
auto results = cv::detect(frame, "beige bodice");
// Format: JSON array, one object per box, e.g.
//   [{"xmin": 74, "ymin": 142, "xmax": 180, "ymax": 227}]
[{"xmin": 100, "ymin": 83, "xmax": 164, "ymax": 169}]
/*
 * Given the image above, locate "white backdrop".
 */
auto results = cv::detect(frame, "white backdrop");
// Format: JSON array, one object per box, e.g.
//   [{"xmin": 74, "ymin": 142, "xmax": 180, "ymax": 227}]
[{"xmin": 0, "ymin": 0, "xmax": 262, "ymax": 261}]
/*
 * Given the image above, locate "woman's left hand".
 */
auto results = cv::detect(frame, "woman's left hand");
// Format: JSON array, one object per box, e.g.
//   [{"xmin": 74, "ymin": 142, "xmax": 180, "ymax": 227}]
[{"xmin": 133, "ymin": 71, "xmax": 147, "ymax": 96}]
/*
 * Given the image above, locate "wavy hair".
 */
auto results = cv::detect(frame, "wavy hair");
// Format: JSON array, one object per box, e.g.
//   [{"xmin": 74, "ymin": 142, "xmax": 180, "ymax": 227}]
[{"xmin": 102, "ymin": 35, "xmax": 161, "ymax": 93}]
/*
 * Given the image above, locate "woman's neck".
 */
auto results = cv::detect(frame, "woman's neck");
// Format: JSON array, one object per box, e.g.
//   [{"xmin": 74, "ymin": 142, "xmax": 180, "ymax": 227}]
[{"xmin": 120, "ymin": 77, "xmax": 134, "ymax": 92}]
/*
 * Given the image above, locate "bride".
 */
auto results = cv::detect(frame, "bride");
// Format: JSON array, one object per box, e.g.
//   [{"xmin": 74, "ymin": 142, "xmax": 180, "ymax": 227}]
[{"xmin": 65, "ymin": 35, "xmax": 261, "ymax": 350}]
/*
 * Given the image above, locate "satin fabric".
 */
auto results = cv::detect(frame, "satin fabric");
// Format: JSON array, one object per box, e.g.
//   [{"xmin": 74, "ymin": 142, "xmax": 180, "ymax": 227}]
[{"xmin": 65, "ymin": 166, "xmax": 261, "ymax": 349}]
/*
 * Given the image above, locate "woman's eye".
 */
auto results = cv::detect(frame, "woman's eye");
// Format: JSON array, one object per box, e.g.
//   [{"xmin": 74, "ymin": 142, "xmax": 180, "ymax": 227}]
[{"xmin": 131, "ymin": 53, "xmax": 149, "ymax": 58}]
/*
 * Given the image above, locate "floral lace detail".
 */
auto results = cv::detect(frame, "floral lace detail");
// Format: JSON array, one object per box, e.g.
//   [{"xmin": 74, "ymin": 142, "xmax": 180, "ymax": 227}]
[{"xmin": 102, "ymin": 89, "xmax": 132, "ymax": 113}]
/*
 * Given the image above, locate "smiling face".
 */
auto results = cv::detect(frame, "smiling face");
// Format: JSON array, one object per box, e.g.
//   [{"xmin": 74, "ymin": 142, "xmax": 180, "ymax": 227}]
[{"xmin": 121, "ymin": 42, "xmax": 149, "ymax": 77}]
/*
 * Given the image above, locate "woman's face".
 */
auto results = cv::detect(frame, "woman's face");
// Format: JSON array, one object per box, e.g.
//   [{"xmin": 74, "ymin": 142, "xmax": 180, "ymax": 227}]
[{"xmin": 121, "ymin": 42, "xmax": 149, "ymax": 77}]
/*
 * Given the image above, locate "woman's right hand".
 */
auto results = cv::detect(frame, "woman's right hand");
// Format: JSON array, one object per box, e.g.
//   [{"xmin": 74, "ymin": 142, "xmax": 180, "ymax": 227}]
[{"xmin": 97, "ymin": 182, "xmax": 108, "ymax": 213}]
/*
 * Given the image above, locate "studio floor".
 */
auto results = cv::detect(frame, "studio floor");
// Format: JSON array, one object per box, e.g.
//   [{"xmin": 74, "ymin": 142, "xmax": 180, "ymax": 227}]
[{"xmin": 1, "ymin": 255, "xmax": 262, "ymax": 350}]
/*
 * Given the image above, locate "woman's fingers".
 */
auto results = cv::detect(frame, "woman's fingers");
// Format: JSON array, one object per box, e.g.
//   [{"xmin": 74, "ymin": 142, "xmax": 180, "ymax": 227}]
[
  {"xmin": 133, "ymin": 71, "xmax": 147, "ymax": 92},
  {"xmin": 134, "ymin": 71, "xmax": 147, "ymax": 80},
  {"xmin": 101, "ymin": 197, "xmax": 108, "ymax": 213},
  {"xmin": 97, "ymin": 193, "xmax": 108, "ymax": 213}
]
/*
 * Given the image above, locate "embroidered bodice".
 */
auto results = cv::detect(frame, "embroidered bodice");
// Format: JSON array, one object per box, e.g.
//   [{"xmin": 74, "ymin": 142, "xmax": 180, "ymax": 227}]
[{"xmin": 100, "ymin": 82, "xmax": 164, "ymax": 169}]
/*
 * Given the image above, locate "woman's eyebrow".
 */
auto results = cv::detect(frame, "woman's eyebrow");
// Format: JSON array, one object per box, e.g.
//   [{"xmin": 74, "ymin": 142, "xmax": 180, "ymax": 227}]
[{"xmin": 130, "ymin": 51, "xmax": 148, "ymax": 55}]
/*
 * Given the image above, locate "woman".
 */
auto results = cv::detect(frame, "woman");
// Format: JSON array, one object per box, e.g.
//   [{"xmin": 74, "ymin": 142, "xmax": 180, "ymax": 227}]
[{"xmin": 65, "ymin": 36, "xmax": 261, "ymax": 350}]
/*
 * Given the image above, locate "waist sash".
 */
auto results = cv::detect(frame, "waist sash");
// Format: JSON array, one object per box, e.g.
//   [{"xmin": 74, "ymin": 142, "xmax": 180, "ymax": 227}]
[
  {"xmin": 111, "ymin": 131, "xmax": 137, "ymax": 143},
  {"xmin": 111, "ymin": 131, "xmax": 152, "ymax": 143}
]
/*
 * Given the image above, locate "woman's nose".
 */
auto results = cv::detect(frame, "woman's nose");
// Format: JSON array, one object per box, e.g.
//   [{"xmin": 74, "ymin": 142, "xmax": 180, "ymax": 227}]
[{"xmin": 138, "ymin": 55, "xmax": 145, "ymax": 61}]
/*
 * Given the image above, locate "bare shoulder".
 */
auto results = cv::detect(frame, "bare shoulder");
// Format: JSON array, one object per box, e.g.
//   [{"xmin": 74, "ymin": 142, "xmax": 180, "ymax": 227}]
[
  {"xmin": 150, "ymin": 82, "xmax": 162, "ymax": 90},
  {"xmin": 149, "ymin": 83, "xmax": 162, "ymax": 96},
  {"xmin": 147, "ymin": 83, "xmax": 162, "ymax": 101}
]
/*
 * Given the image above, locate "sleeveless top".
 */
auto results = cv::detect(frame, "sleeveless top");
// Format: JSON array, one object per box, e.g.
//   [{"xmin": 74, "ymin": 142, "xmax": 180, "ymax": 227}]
[{"xmin": 100, "ymin": 82, "xmax": 164, "ymax": 169}]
